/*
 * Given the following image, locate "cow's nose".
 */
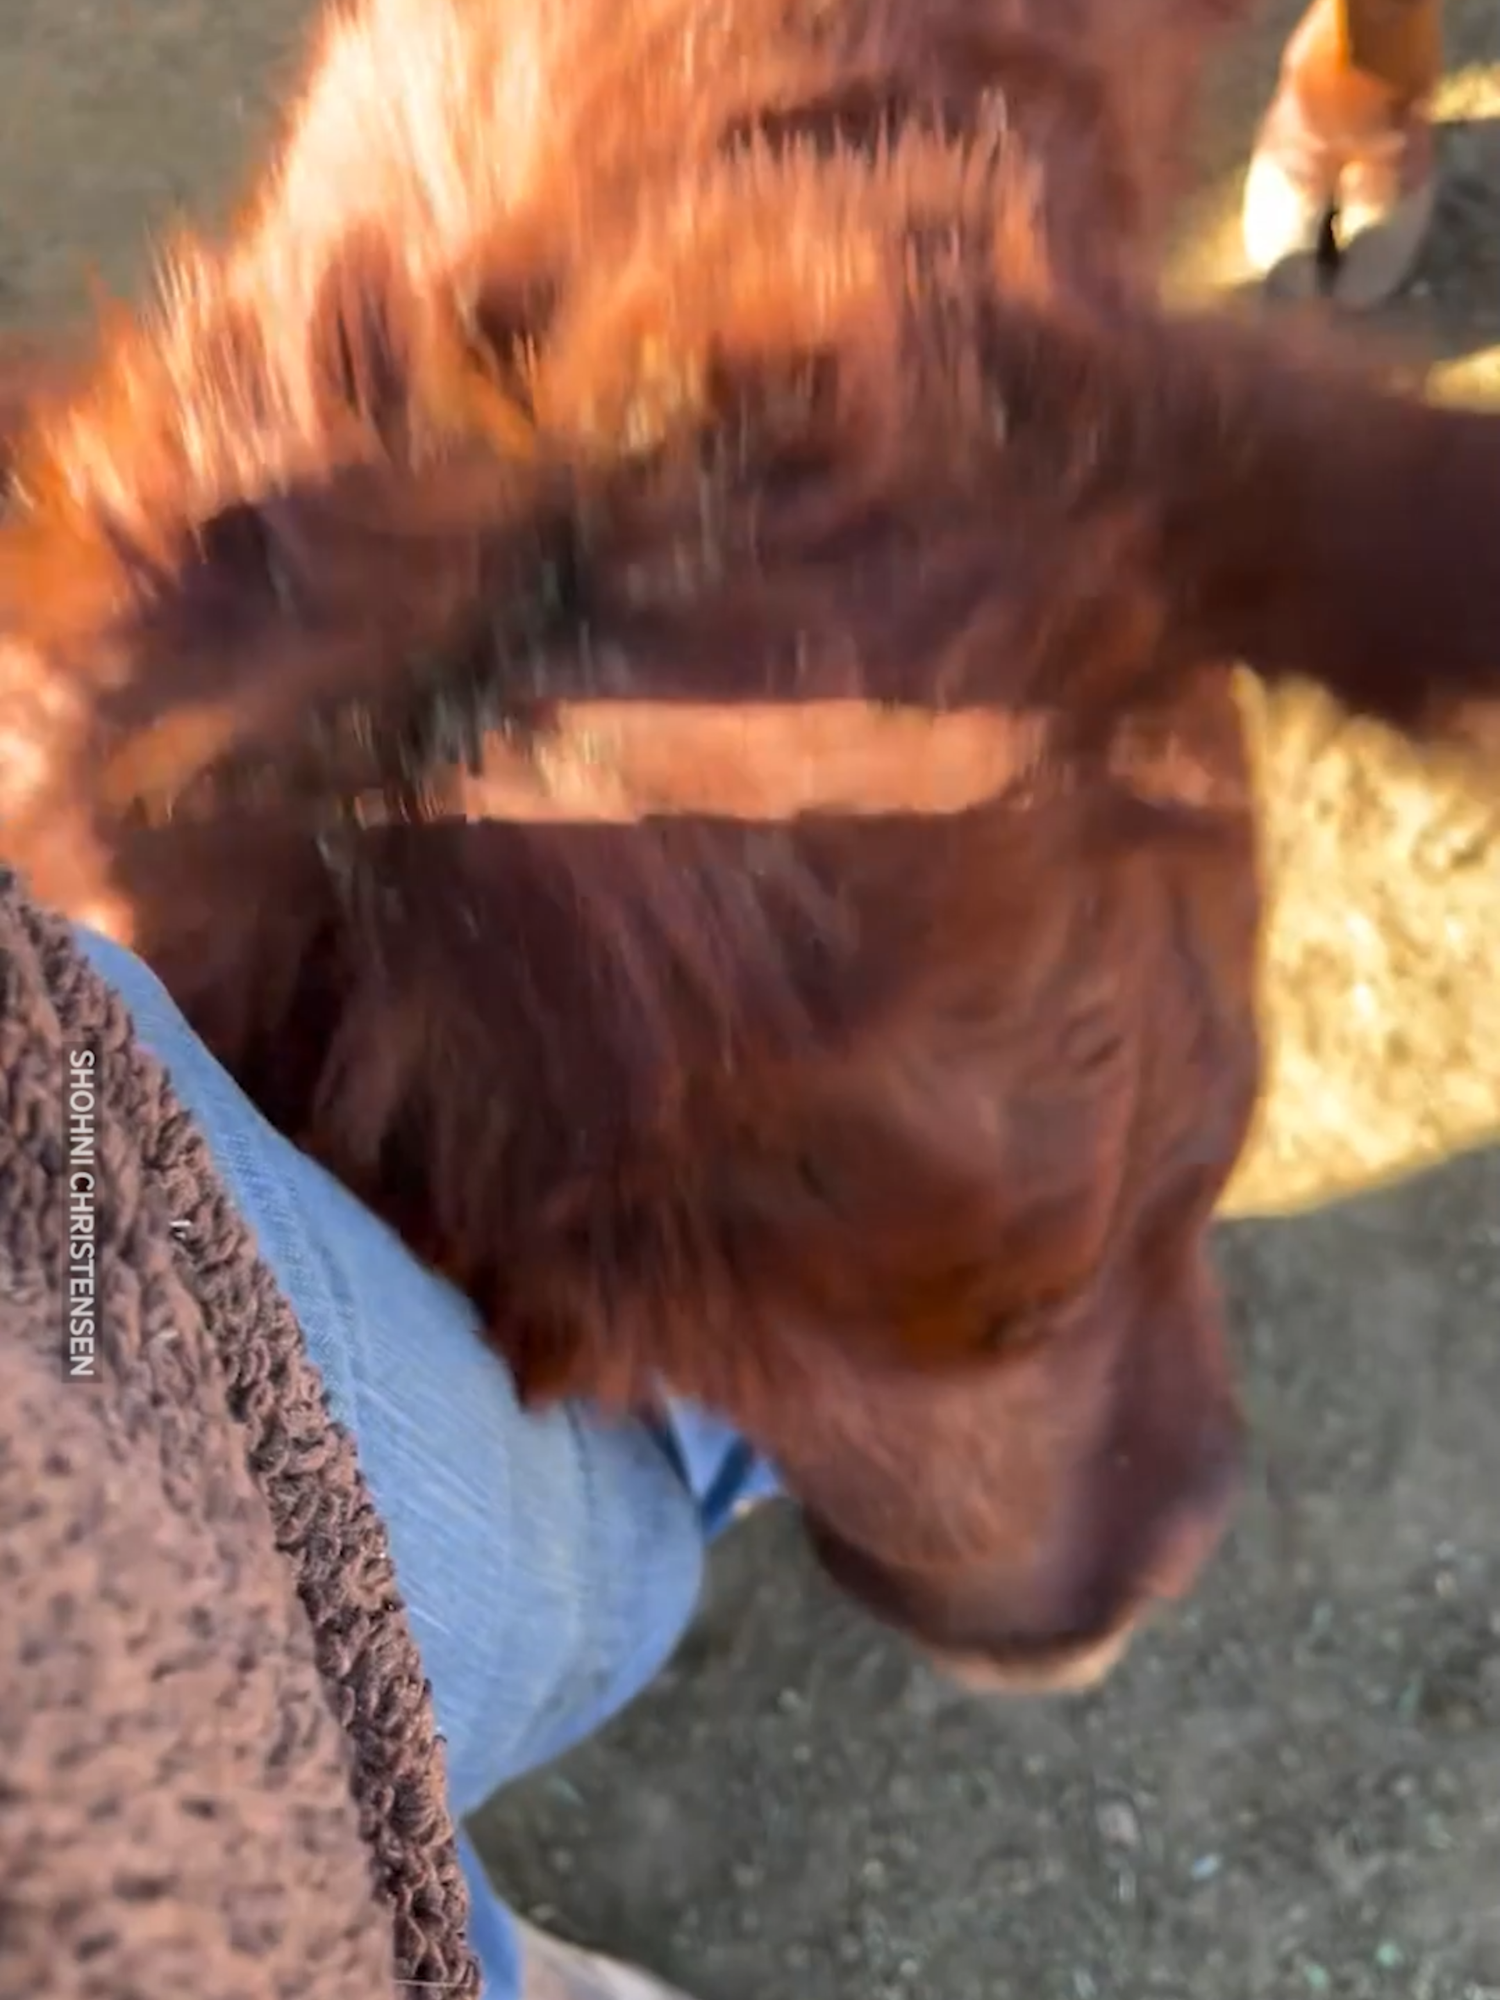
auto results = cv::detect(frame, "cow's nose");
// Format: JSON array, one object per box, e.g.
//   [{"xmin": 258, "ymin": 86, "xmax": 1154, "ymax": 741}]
[{"xmin": 1133, "ymin": 1398, "xmax": 1244, "ymax": 1604}]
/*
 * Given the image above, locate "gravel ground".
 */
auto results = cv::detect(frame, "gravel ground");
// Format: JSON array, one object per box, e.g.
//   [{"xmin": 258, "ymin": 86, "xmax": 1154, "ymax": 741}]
[{"xmin": 3, "ymin": 2, "xmax": 1498, "ymax": 1995}]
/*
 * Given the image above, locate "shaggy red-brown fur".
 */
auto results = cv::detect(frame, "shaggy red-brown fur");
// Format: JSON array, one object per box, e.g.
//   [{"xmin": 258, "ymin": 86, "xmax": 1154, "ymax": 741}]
[{"xmin": 3, "ymin": 0, "xmax": 1499, "ymax": 1688}]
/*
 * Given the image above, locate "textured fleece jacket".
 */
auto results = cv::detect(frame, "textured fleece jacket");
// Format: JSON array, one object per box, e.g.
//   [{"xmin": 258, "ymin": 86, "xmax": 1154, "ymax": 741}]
[{"xmin": 0, "ymin": 869, "xmax": 479, "ymax": 2000}]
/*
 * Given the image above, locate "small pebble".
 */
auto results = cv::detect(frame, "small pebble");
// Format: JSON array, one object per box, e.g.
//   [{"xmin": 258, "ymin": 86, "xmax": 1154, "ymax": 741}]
[
  {"xmin": 1190, "ymin": 1853, "xmax": 1223, "ymax": 1883},
  {"xmin": 1097, "ymin": 1799, "xmax": 1141, "ymax": 1849},
  {"xmin": 1301, "ymin": 1961, "xmax": 1331, "ymax": 1995}
]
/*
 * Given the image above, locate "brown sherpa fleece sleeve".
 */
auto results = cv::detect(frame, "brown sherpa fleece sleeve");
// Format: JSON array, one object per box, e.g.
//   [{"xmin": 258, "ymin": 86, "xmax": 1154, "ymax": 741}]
[{"xmin": 0, "ymin": 869, "xmax": 477, "ymax": 2000}]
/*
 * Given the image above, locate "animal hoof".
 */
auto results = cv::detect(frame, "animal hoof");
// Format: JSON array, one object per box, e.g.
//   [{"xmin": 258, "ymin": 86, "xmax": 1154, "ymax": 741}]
[
  {"xmin": 1241, "ymin": 76, "xmax": 1337, "ymax": 296},
  {"xmin": 1243, "ymin": 82, "xmax": 1438, "ymax": 313},
  {"xmin": 1332, "ymin": 125, "xmax": 1438, "ymax": 310},
  {"xmin": 1241, "ymin": 144, "xmax": 1329, "ymax": 299}
]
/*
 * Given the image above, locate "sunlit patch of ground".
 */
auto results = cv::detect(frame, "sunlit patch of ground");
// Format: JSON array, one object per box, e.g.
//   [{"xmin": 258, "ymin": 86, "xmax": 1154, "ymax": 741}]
[{"xmin": 1159, "ymin": 46, "xmax": 1500, "ymax": 1218}]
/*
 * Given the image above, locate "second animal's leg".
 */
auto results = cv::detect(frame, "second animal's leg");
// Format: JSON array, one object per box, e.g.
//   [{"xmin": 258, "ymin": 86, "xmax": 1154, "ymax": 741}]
[{"xmin": 1242, "ymin": 0, "xmax": 1443, "ymax": 308}]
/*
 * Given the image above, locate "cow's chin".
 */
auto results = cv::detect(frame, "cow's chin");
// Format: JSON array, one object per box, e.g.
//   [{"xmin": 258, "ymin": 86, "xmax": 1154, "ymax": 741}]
[
  {"xmin": 930, "ymin": 1622, "xmax": 1138, "ymax": 1698},
  {"xmin": 803, "ymin": 1426, "xmax": 1238, "ymax": 1704}
]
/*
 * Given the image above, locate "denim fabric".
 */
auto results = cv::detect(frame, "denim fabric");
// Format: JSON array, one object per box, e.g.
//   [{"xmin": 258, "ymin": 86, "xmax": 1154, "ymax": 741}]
[{"xmin": 79, "ymin": 930, "xmax": 781, "ymax": 1999}]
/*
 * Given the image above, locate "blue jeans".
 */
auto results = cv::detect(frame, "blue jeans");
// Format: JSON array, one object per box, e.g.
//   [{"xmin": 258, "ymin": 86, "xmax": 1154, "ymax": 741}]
[{"xmin": 80, "ymin": 930, "xmax": 781, "ymax": 2000}]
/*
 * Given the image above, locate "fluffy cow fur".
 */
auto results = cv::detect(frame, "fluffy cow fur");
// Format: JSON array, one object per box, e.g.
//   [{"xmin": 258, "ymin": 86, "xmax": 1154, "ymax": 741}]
[{"xmin": 3, "ymin": 0, "xmax": 1499, "ymax": 1688}]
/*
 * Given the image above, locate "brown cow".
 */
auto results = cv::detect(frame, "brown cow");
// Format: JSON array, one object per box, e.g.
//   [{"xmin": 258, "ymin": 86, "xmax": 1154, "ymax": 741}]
[{"xmin": 1, "ymin": 0, "xmax": 1497, "ymax": 1697}]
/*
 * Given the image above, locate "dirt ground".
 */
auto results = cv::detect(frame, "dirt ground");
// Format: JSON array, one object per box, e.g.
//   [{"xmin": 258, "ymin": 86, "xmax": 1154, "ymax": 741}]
[{"xmin": 4, "ymin": 2, "xmax": 1499, "ymax": 1996}]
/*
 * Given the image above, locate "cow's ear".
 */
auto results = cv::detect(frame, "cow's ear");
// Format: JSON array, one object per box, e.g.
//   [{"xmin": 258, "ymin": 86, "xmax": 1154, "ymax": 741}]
[{"xmin": 1128, "ymin": 309, "xmax": 1500, "ymax": 753}]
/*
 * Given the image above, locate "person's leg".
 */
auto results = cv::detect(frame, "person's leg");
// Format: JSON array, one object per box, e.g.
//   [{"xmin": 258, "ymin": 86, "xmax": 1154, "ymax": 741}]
[
  {"xmin": 1242, "ymin": 0, "xmax": 1443, "ymax": 308},
  {"xmin": 78, "ymin": 929, "xmax": 778, "ymax": 2000}
]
